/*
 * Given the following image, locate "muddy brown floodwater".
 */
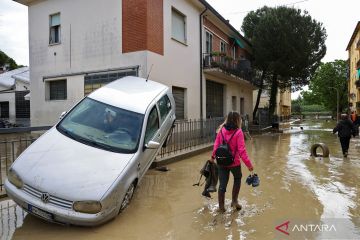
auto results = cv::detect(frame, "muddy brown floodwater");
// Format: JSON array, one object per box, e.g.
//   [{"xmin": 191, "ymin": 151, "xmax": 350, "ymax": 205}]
[{"xmin": 1, "ymin": 120, "xmax": 360, "ymax": 240}]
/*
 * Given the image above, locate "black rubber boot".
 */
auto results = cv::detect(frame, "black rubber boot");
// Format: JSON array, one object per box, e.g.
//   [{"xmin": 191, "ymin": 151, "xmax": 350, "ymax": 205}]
[
  {"xmin": 231, "ymin": 185, "xmax": 242, "ymax": 211},
  {"xmin": 207, "ymin": 162, "xmax": 218, "ymax": 192},
  {"xmin": 218, "ymin": 191, "xmax": 226, "ymax": 213}
]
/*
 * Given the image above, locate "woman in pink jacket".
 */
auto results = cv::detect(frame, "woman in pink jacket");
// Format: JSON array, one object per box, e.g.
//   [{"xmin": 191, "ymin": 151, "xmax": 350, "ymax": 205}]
[{"xmin": 210, "ymin": 111, "xmax": 254, "ymax": 212}]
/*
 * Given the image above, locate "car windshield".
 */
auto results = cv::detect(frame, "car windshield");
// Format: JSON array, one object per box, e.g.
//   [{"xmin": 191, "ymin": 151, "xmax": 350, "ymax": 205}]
[{"xmin": 57, "ymin": 97, "xmax": 144, "ymax": 153}]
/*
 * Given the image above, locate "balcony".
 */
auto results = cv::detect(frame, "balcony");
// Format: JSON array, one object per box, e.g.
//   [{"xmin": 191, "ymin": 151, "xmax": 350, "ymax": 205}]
[{"xmin": 203, "ymin": 53, "xmax": 258, "ymax": 86}]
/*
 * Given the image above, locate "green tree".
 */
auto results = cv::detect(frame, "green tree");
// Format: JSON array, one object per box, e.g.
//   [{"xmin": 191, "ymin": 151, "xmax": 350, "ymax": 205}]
[
  {"xmin": 308, "ymin": 60, "xmax": 348, "ymax": 114},
  {"xmin": 300, "ymin": 90, "xmax": 320, "ymax": 105},
  {"xmin": 0, "ymin": 50, "xmax": 18, "ymax": 70},
  {"xmin": 242, "ymin": 6, "xmax": 327, "ymax": 119}
]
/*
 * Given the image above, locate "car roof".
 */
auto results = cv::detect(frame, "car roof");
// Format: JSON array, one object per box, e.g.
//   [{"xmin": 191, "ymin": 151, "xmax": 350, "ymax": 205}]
[{"xmin": 88, "ymin": 76, "xmax": 168, "ymax": 114}]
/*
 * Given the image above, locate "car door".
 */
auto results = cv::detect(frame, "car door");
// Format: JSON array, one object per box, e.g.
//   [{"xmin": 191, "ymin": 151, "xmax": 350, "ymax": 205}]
[{"xmin": 138, "ymin": 105, "xmax": 161, "ymax": 178}]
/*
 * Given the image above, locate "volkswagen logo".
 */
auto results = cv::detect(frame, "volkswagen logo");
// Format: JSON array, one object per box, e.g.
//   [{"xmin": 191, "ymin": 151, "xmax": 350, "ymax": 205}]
[{"xmin": 41, "ymin": 192, "xmax": 50, "ymax": 203}]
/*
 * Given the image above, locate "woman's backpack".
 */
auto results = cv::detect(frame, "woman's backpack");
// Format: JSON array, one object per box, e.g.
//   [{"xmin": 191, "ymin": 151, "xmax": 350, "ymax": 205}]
[{"xmin": 215, "ymin": 128, "xmax": 237, "ymax": 166}]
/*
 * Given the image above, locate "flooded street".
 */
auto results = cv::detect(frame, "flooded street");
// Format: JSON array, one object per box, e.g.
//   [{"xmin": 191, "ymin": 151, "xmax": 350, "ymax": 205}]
[{"xmin": 1, "ymin": 120, "xmax": 360, "ymax": 239}]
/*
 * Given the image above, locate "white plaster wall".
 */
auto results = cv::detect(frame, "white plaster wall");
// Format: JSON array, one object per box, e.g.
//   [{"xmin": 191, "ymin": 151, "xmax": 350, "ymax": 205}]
[
  {"xmin": 147, "ymin": 0, "xmax": 201, "ymax": 120},
  {"xmin": 15, "ymin": 81, "xmax": 30, "ymax": 91},
  {"xmin": 0, "ymin": 92, "xmax": 15, "ymax": 121},
  {"xmin": 205, "ymin": 75, "xmax": 254, "ymax": 121},
  {"xmin": 28, "ymin": 0, "xmax": 147, "ymax": 126},
  {"xmin": 32, "ymin": 75, "xmax": 84, "ymax": 125}
]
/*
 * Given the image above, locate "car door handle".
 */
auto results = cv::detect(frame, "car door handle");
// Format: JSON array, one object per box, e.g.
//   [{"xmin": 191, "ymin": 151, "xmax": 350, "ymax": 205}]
[{"xmin": 158, "ymin": 133, "xmax": 161, "ymax": 137}]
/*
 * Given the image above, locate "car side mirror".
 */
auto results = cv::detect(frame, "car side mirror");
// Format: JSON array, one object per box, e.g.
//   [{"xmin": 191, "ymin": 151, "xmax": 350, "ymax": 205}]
[
  {"xmin": 59, "ymin": 111, "xmax": 67, "ymax": 120},
  {"xmin": 145, "ymin": 141, "xmax": 160, "ymax": 149}
]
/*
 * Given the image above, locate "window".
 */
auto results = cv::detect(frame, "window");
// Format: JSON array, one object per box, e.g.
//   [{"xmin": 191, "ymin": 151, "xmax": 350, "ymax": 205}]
[
  {"xmin": 240, "ymin": 97, "xmax": 245, "ymax": 115},
  {"xmin": 47, "ymin": 80, "xmax": 67, "ymax": 100},
  {"xmin": 171, "ymin": 8, "xmax": 186, "ymax": 44},
  {"xmin": 232, "ymin": 96, "xmax": 237, "ymax": 111},
  {"xmin": 220, "ymin": 41, "xmax": 226, "ymax": 54},
  {"xmin": 84, "ymin": 69, "xmax": 138, "ymax": 96},
  {"xmin": 49, "ymin": 13, "xmax": 61, "ymax": 44},
  {"xmin": 205, "ymin": 31, "xmax": 213, "ymax": 54},
  {"xmin": 158, "ymin": 95, "xmax": 171, "ymax": 121},
  {"xmin": 0, "ymin": 102, "xmax": 9, "ymax": 118},
  {"xmin": 84, "ymin": 69, "xmax": 137, "ymax": 95},
  {"xmin": 144, "ymin": 107, "xmax": 159, "ymax": 144},
  {"xmin": 206, "ymin": 80, "xmax": 224, "ymax": 118}
]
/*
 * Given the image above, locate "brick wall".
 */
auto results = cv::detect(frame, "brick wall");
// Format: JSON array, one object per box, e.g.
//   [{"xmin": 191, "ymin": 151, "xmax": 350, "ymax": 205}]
[
  {"xmin": 204, "ymin": 17, "xmax": 248, "ymax": 59},
  {"xmin": 147, "ymin": 0, "xmax": 163, "ymax": 55},
  {"xmin": 122, "ymin": 0, "xmax": 164, "ymax": 55}
]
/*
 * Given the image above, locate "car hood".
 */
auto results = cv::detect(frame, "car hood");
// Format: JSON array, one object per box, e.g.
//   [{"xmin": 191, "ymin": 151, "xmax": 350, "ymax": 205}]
[{"xmin": 13, "ymin": 127, "xmax": 134, "ymax": 201}]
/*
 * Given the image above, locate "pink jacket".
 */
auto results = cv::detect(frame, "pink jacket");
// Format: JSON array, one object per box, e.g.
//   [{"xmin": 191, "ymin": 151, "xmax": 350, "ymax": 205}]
[{"xmin": 212, "ymin": 127, "xmax": 253, "ymax": 169}]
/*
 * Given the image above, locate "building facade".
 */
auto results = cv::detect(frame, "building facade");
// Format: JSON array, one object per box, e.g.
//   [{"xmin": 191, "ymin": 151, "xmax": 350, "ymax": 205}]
[
  {"xmin": 253, "ymin": 88, "xmax": 292, "ymax": 121},
  {"xmin": 0, "ymin": 67, "xmax": 30, "ymax": 124},
  {"xmin": 16, "ymin": 0, "xmax": 256, "ymax": 126},
  {"xmin": 346, "ymin": 21, "xmax": 360, "ymax": 114}
]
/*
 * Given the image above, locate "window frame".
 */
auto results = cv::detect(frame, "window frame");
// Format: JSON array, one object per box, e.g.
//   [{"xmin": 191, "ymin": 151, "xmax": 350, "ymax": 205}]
[
  {"xmin": 144, "ymin": 106, "xmax": 160, "ymax": 145},
  {"xmin": 232, "ymin": 46, "xmax": 236, "ymax": 59},
  {"xmin": 157, "ymin": 94, "xmax": 172, "ymax": 123},
  {"xmin": 171, "ymin": 7, "xmax": 187, "ymax": 45},
  {"xmin": 49, "ymin": 13, "xmax": 61, "ymax": 45},
  {"xmin": 46, "ymin": 79, "xmax": 67, "ymax": 101},
  {"xmin": 205, "ymin": 31, "xmax": 213, "ymax": 54},
  {"xmin": 220, "ymin": 41, "xmax": 227, "ymax": 54}
]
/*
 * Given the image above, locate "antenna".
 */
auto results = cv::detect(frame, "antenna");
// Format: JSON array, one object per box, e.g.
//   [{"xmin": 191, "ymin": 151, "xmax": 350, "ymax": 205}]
[{"xmin": 146, "ymin": 64, "xmax": 154, "ymax": 82}]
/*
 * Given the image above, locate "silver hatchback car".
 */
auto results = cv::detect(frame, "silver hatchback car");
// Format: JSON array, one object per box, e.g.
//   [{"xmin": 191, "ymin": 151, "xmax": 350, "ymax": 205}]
[{"xmin": 5, "ymin": 76, "xmax": 176, "ymax": 226}]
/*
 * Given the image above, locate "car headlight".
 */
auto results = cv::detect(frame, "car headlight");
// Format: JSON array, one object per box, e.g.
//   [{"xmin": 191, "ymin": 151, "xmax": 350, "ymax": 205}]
[
  {"xmin": 8, "ymin": 168, "xmax": 23, "ymax": 189},
  {"xmin": 73, "ymin": 201, "xmax": 102, "ymax": 214}
]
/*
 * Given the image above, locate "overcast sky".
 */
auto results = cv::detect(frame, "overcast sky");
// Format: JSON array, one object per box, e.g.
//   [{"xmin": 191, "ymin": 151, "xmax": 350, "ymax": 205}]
[{"xmin": 0, "ymin": 0, "xmax": 359, "ymax": 98}]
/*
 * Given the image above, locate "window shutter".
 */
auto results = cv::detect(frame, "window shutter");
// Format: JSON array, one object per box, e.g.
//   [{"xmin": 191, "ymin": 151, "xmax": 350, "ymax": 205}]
[{"xmin": 172, "ymin": 10, "xmax": 186, "ymax": 43}]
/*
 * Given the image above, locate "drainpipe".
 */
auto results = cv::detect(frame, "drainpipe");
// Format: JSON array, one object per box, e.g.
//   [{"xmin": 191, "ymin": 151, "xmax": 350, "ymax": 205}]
[{"xmin": 199, "ymin": 7, "xmax": 207, "ymax": 120}]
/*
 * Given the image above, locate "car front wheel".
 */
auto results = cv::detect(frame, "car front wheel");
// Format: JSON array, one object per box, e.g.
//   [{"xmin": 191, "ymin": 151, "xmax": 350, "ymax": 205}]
[{"xmin": 119, "ymin": 183, "xmax": 135, "ymax": 213}]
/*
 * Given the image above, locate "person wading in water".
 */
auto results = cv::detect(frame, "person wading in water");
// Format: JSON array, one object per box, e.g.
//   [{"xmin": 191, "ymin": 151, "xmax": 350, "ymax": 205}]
[{"xmin": 210, "ymin": 111, "xmax": 254, "ymax": 213}]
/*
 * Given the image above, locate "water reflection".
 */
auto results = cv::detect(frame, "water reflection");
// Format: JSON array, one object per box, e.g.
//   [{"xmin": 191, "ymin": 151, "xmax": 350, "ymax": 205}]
[{"xmin": 1, "ymin": 120, "xmax": 359, "ymax": 239}]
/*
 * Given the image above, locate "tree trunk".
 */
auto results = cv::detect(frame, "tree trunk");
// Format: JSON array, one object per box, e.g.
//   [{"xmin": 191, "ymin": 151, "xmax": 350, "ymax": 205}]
[
  {"xmin": 268, "ymin": 74, "xmax": 278, "ymax": 121},
  {"xmin": 253, "ymin": 70, "xmax": 267, "ymax": 121}
]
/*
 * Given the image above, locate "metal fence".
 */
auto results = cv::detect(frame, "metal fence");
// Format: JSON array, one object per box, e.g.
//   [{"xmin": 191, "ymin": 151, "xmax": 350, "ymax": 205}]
[
  {"xmin": 157, "ymin": 117, "xmax": 224, "ymax": 158},
  {"xmin": 0, "ymin": 118, "xmax": 224, "ymax": 194},
  {"xmin": 0, "ymin": 138, "xmax": 37, "ymax": 194}
]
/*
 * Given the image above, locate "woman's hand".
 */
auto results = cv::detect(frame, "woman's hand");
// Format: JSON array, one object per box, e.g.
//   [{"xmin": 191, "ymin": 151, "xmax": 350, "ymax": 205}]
[
  {"xmin": 209, "ymin": 157, "xmax": 215, "ymax": 163},
  {"xmin": 248, "ymin": 166, "xmax": 254, "ymax": 172}
]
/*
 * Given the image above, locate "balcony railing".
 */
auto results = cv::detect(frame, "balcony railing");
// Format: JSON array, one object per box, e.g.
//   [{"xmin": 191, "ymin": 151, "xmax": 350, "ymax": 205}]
[{"xmin": 203, "ymin": 53, "xmax": 254, "ymax": 83}]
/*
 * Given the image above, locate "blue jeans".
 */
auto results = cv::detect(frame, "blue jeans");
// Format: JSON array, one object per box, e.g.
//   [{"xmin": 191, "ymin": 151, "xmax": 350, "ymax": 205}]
[{"xmin": 217, "ymin": 165, "xmax": 242, "ymax": 193}]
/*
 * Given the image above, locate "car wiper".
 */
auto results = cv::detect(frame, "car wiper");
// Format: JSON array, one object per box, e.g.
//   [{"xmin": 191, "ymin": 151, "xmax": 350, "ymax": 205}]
[
  {"xmin": 58, "ymin": 127, "xmax": 79, "ymax": 141},
  {"xmin": 85, "ymin": 139, "xmax": 115, "ymax": 151}
]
